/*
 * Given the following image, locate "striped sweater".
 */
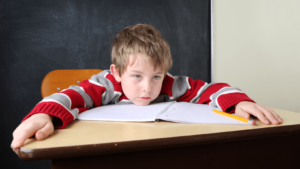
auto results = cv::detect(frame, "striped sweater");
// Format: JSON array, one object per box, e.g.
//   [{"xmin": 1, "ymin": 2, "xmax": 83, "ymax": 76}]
[{"xmin": 23, "ymin": 70, "xmax": 254, "ymax": 129}]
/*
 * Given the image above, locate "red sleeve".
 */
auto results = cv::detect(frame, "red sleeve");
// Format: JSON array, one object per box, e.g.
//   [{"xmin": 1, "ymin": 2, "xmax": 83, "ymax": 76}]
[
  {"xmin": 23, "ymin": 79, "xmax": 107, "ymax": 129},
  {"xmin": 161, "ymin": 75, "xmax": 254, "ymax": 113},
  {"xmin": 197, "ymin": 83, "xmax": 254, "ymax": 113},
  {"xmin": 22, "ymin": 102, "xmax": 89, "ymax": 129}
]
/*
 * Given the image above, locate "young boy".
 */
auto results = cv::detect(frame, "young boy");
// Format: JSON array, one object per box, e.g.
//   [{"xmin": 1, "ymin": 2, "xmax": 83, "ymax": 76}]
[{"xmin": 11, "ymin": 24, "xmax": 282, "ymax": 150}]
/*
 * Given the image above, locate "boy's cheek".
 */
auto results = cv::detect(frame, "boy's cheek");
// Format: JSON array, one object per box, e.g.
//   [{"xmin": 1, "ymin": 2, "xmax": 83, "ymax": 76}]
[{"xmin": 153, "ymin": 84, "xmax": 163, "ymax": 99}]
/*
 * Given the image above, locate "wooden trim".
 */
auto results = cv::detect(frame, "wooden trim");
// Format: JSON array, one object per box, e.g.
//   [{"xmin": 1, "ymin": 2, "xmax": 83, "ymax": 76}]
[{"xmin": 18, "ymin": 124, "xmax": 300, "ymax": 161}]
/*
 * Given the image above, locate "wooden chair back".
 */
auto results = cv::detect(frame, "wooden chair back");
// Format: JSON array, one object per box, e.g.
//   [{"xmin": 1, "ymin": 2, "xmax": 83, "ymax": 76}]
[{"xmin": 41, "ymin": 69, "xmax": 102, "ymax": 98}]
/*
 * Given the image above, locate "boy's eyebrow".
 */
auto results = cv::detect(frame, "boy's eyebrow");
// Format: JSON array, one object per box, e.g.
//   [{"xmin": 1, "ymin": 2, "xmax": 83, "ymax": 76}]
[
  {"xmin": 131, "ymin": 70, "xmax": 165, "ymax": 75},
  {"xmin": 152, "ymin": 71, "xmax": 165, "ymax": 75},
  {"xmin": 130, "ymin": 70, "xmax": 143, "ymax": 73}
]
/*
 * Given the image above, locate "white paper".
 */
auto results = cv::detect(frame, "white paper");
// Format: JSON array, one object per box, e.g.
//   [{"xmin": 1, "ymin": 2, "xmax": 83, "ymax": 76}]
[
  {"xmin": 77, "ymin": 102, "xmax": 171, "ymax": 122},
  {"xmin": 77, "ymin": 102, "xmax": 248, "ymax": 125},
  {"xmin": 157, "ymin": 102, "xmax": 247, "ymax": 125}
]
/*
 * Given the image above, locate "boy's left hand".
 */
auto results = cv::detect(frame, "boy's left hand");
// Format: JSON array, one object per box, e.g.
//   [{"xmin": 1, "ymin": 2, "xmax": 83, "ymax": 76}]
[{"xmin": 235, "ymin": 101, "xmax": 283, "ymax": 125}]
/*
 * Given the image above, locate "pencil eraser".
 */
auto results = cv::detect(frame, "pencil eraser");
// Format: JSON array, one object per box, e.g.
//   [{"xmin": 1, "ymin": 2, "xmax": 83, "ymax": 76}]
[{"xmin": 252, "ymin": 121, "xmax": 256, "ymax": 125}]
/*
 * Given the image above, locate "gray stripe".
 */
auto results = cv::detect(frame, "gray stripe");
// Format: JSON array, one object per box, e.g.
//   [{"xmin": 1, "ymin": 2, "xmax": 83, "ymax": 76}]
[
  {"xmin": 43, "ymin": 93, "xmax": 71, "ymax": 109},
  {"xmin": 108, "ymin": 93, "xmax": 122, "ymax": 104},
  {"xmin": 70, "ymin": 108, "xmax": 79, "ymax": 119},
  {"xmin": 192, "ymin": 82, "xmax": 216, "ymax": 103},
  {"xmin": 172, "ymin": 76, "xmax": 189, "ymax": 100},
  {"xmin": 115, "ymin": 100, "xmax": 134, "ymax": 105},
  {"xmin": 68, "ymin": 86, "xmax": 93, "ymax": 108},
  {"xmin": 151, "ymin": 94, "xmax": 170, "ymax": 103},
  {"xmin": 209, "ymin": 87, "xmax": 242, "ymax": 107}
]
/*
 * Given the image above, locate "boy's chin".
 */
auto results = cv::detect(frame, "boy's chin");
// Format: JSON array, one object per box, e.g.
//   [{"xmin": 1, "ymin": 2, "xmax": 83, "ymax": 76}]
[{"xmin": 132, "ymin": 101, "xmax": 151, "ymax": 106}]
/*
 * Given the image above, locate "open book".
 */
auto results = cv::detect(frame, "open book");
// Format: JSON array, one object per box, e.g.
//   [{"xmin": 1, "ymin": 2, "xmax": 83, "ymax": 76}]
[{"xmin": 77, "ymin": 102, "xmax": 249, "ymax": 125}]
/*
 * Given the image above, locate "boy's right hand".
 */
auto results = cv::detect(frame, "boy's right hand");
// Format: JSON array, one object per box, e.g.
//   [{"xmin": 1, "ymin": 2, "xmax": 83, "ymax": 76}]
[{"xmin": 11, "ymin": 113, "xmax": 54, "ymax": 151}]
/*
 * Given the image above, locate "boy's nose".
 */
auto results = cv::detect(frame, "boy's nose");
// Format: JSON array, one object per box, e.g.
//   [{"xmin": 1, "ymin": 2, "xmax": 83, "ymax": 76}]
[{"xmin": 142, "ymin": 80, "xmax": 152, "ymax": 93}]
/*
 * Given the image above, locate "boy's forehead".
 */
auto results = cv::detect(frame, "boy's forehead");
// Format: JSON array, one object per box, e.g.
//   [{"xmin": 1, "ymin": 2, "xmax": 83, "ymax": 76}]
[
  {"xmin": 127, "ymin": 54, "xmax": 165, "ymax": 73},
  {"xmin": 128, "ymin": 53, "xmax": 149, "ymax": 64}
]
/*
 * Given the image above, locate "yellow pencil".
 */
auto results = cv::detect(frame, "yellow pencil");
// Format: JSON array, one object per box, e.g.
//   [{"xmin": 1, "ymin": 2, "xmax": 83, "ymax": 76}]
[{"xmin": 213, "ymin": 109, "xmax": 256, "ymax": 125}]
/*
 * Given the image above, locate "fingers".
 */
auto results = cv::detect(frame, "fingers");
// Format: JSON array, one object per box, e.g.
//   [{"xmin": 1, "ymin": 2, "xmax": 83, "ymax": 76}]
[
  {"xmin": 35, "ymin": 122, "xmax": 54, "ymax": 141},
  {"xmin": 235, "ymin": 108, "xmax": 250, "ymax": 119},
  {"xmin": 239, "ymin": 103, "xmax": 283, "ymax": 125},
  {"xmin": 269, "ymin": 108, "xmax": 283, "ymax": 123},
  {"xmin": 257, "ymin": 106, "xmax": 283, "ymax": 124},
  {"xmin": 11, "ymin": 114, "xmax": 54, "ymax": 150},
  {"xmin": 11, "ymin": 122, "xmax": 39, "ymax": 150},
  {"xmin": 246, "ymin": 106, "xmax": 271, "ymax": 125},
  {"xmin": 12, "ymin": 121, "xmax": 53, "ymax": 149}
]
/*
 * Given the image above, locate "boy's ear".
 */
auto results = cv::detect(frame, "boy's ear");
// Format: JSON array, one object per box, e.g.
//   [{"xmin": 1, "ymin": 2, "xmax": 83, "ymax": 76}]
[{"xmin": 110, "ymin": 64, "xmax": 121, "ymax": 82}]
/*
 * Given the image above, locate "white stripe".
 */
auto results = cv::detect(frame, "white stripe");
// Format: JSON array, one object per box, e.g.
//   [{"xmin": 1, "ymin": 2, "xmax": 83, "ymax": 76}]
[
  {"xmin": 79, "ymin": 87, "xmax": 85, "ymax": 92},
  {"xmin": 39, "ymin": 99, "xmax": 76, "ymax": 120},
  {"xmin": 169, "ymin": 96, "xmax": 174, "ymax": 101},
  {"xmin": 79, "ymin": 86, "xmax": 86, "ymax": 107},
  {"xmin": 190, "ymin": 82, "xmax": 208, "ymax": 103},
  {"xmin": 119, "ymin": 99, "xmax": 131, "ymax": 103},
  {"xmin": 88, "ymin": 79, "xmax": 104, "ymax": 87},
  {"xmin": 209, "ymin": 87, "xmax": 232, "ymax": 103},
  {"xmin": 70, "ymin": 108, "xmax": 79, "ymax": 119},
  {"xmin": 166, "ymin": 72, "xmax": 174, "ymax": 79},
  {"xmin": 209, "ymin": 89, "xmax": 243, "ymax": 108},
  {"xmin": 79, "ymin": 87, "xmax": 87, "ymax": 108},
  {"xmin": 209, "ymin": 95, "xmax": 215, "ymax": 107},
  {"xmin": 186, "ymin": 77, "xmax": 191, "ymax": 89},
  {"xmin": 103, "ymin": 72, "xmax": 109, "ymax": 78},
  {"xmin": 114, "ymin": 91, "xmax": 122, "ymax": 96}
]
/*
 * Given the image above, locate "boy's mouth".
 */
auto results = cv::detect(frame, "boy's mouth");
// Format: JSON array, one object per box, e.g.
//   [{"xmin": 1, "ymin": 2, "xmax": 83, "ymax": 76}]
[{"xmin": 140, "ymin": 97, "xmax": 151, "ymax": 100}]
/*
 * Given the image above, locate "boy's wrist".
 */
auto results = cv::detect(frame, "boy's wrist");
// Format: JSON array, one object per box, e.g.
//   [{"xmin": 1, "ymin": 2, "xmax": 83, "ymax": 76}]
[
  {"xmin": 24, "ymin": 102, "xmax": 74, "ymax": 129},
  {"xmin": 30, "ymin": 113, "xmax": 53, "ymax": 121},
  {"xmin": 218, "ymin": 93, "xmax": 255, "ymax": 112}
]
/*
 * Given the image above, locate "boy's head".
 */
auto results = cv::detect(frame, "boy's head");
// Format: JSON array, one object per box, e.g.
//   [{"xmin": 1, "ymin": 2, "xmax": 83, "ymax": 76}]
[
  {"xmin": 110, "ymin": 24, "xmax": 172, "ymax": 106},
  {"xmin": 111, "ymin": 24, "xmax": 172, "ymax": 76}
]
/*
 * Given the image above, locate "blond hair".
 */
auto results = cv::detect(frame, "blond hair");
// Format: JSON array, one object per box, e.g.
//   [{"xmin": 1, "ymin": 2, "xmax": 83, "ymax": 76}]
[{"xmin": 111, "ymin": 24, "xmax": 172, "ymax": 75}]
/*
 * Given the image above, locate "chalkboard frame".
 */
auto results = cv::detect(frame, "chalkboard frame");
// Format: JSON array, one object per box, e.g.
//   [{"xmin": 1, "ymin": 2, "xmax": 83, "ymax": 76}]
[{"xmin": 0, "ymin": 1, "xmax": 211, "ymax": 168}]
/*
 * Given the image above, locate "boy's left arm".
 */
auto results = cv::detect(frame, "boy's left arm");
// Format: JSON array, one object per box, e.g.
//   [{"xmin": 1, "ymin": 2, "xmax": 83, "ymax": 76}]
[
  {"xmin": 235, "ymin": 101, "xmax": 282, "ymax": 125},
  {"xmin": 163, "ymin": 75, "xmax": 282, "ymax": 125},
  {"xmin": 196, "ymin": 82, "xmax": 283, "ymax": 125},
  {"xmin": 195, "ymin": 82, "xmax": 282, "ymax": 125}
]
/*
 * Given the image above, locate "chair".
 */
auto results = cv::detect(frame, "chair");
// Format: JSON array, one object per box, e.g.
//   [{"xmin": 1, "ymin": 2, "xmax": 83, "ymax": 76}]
[{"xmin": 41, "ymin": 69, "xmax": 102, "ymax": 98}]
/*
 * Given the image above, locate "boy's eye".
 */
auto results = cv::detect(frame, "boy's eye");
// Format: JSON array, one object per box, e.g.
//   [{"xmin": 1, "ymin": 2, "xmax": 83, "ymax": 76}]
[
  {"xmin": 153, "ymin": 76, "xmax": 160, "ymax": 79},
  {"xmin": 134, "ymin": 75, "xmax": 141, "ymax": 79}
]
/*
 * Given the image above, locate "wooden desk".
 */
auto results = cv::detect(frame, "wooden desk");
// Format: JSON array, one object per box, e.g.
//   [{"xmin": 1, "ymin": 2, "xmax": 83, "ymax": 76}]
[{"xmin": 18, "ymin": 108, "xmax": 300, "ymax": 169}]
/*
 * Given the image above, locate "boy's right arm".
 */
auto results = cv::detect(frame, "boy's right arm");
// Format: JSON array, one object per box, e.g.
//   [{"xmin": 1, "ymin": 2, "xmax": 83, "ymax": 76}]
[
  {"xmin": 11, "ymin": 70, "xmax": 119, "ymax": 150},
  {"xmin": 11, "ymin": 113, "xmax": 54, "ymax": 150}
]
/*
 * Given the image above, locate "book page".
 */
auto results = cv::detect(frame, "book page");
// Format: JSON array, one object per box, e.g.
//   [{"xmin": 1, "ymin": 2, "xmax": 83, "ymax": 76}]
[
  {"xmin": 77, "ymin": 102, "xmax": 172, "ymax": 122},
  {"xmin": 157, "ymin": 102, "xmax": 248, "ymax": 125}
]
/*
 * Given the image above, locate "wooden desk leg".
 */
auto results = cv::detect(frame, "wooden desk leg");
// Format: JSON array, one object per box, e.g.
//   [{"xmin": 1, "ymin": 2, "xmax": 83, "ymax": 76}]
[{"xmin": 52, "ymin": 134, "xmax": 300, "ymax": 169}]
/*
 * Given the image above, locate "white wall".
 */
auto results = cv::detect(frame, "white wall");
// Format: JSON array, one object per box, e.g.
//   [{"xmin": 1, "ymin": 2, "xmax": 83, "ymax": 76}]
[{"xmin": 213, "ymin": 0, "xmax": 300, "ymax": 113}]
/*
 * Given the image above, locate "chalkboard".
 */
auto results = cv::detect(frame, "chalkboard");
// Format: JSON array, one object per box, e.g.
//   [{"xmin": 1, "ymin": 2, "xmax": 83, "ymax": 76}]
[{"xmin": 0, "ymin": 0, "xmax": 211, "ymax": 168}]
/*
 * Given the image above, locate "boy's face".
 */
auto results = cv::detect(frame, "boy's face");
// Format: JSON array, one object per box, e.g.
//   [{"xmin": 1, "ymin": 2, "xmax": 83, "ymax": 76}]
[{"xmin": 111, "ymin": 54, "xmax": 165, "ymax": 106}]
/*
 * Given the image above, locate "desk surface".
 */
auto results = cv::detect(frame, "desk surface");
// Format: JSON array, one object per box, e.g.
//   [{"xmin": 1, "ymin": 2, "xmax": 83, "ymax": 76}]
[{"xmin": 18, "ymin": 108, "xmax": 300, "ymax": 160}]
